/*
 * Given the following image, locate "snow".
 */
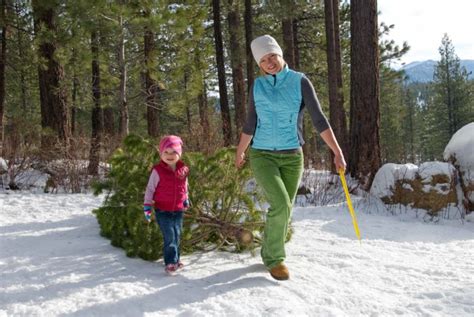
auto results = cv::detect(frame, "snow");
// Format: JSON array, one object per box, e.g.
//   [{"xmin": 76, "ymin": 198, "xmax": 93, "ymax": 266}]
[
  {"xmin": 419, "ymin": 162, "xmax": 455, "ymax": 183},
  {"xmin": 444, "ymin": 122, "xmax": 474, "ymax": 181},
  {"xmin": 1, "ymin": 192, "xmax": 474, "ymax": 316},
  {"xmin": 370, "ymin": 163, "xmax": 418, "ymax": 197},
  {"xmin": 0, "ymin": 158, "xmax": 7, "ymax": 173}
]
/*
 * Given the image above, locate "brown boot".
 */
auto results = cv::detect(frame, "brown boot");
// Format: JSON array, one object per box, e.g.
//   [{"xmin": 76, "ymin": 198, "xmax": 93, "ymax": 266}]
[{"xmin": 269, "ymin": 263, "xmax": 289, "ymax": 280}]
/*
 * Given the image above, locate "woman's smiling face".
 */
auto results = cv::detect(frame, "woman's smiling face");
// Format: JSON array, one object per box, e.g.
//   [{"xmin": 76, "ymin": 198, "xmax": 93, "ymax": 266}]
[{"xmin": 259, "ymin": 53, "xmax": 284, "ymax": 75}]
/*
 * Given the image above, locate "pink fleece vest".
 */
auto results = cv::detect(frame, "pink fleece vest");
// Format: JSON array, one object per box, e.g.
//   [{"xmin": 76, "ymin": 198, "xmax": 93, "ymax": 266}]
[{"xmin": 152, "ymin": 160, "xmax": 188, "ymax": 211}]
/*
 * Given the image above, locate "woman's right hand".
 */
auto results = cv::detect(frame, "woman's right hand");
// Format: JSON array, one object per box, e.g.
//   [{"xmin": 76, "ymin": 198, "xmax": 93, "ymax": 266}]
[
  {"xmin": 235, "ymin": 133, "xmax": 252, "ymax": 169},
  {"xmin": 235, "ymin": 151, "xmax": 246, "ymax": 168}
]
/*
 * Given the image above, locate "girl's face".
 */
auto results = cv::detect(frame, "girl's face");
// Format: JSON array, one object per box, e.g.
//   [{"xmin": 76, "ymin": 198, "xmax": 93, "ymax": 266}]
[
  {"xmin": 259, "ymin": 53, "xmax": 284, "ymax": 75},
  {"xmin": 160, "ymin": 148, "xmax": 180, "ymax": 166}
]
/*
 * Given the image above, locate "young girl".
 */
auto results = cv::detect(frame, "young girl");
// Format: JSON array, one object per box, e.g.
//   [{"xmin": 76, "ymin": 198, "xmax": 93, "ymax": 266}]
[{"xmin": 143, "ymin": 135, "xmax": 189, "ymax": 274}]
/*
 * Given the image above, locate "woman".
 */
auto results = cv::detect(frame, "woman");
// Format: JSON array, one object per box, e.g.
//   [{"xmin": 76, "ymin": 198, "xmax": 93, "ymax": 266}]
[{"xmin": 235, "ymin": 35, "xmax": 346, "ymax": 281}]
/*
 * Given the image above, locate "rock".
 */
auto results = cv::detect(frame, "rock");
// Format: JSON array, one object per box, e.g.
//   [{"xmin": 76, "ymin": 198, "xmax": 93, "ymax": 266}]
[
  {"xmin": 370, "ymin": 162, "xmax": 458, "ymax": 215},
  {"xmin": 444, "ymin": 123, "xmax": 474, "ymax": 212}
]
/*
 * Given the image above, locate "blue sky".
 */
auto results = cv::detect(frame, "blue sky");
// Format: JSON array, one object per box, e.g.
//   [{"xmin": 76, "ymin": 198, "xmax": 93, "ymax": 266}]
[{"xmin": 378, "ymin": 0, "xmax": 474, "ymax": 66}]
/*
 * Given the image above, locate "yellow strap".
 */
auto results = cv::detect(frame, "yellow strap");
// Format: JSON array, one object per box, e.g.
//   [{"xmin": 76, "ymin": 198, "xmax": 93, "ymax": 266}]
[{"xmin": 338, "ymin": 169, "xmax": 361, "ymax": 242}]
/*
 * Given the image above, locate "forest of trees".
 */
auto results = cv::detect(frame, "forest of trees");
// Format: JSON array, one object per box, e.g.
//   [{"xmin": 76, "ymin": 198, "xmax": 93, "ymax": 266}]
[{"xmin": 0, "ymin": 0, "xmax": 473, "ymax": 190}]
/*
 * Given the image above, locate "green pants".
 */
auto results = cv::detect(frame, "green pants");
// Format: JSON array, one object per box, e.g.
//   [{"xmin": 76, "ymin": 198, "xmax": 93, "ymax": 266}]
[{"xmin": 249, "ymin": 148, "xmax": 304, "ymax": 269}]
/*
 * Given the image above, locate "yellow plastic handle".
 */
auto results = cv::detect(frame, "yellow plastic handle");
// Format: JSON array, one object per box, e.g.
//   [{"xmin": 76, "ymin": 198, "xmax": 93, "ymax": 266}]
[{"xmin": 338, "ymin": 169, "xmax": 361, "ymax": 242}]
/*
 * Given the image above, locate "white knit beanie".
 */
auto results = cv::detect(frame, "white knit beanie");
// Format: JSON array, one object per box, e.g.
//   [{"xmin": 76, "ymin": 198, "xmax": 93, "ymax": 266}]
[{"xmin": 250, "ymin": 35, "xmax": 283, "ymax": 64}]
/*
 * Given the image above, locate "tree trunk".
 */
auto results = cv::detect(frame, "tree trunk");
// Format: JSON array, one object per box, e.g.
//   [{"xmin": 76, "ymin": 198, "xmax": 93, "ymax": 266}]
[
  {"xmin": 102, "ymin": 107, "xmax": 114, "ymax": 137},
  {"xmin": 212, "ymin": 0, "xmax": 232, "ymax": 146},
  {"xmin": 293, "ymin": 17, "xmax": 310, "ymax": 166},
  {"xmin": 32, "ymin": 0, "xmax": 70, "ymax": 151},
  {"xmin": 71, "ymin": 48, "xmax": 78, "ymax": 136},
  {"xmin": 349, "ymin": 0, "xmax": 381, "ymax": 189},
  {"xmin": 184, "ymin": 71, "xmax": 192, "ymax": 136},
  {"xmin": 88, "ymin": 30, "xmax": 103, "ymax": 176},
  {"xmin": 194, "ymin": 51, "xmax": 209, "ymax": 150},
  {"xmin": 0, "ymin": 0, "xmax": 7, "ymax": 156},
  {"xmin": 325, "ymin": 0, "xmax": 348, "ymax": 173},
  {"xmin": 144, "ymin": 23, "xmax": 160, "ymax": 138},
  {"xmin": 97, "ymin": 30, "xmax": 112, "ymax": 137},
  {"xmin": 282, "ymin": 18, "xmax": 295, "ymax": 69},
  {"xmin": 14, "ymin": 2, "xmax": 28, "ymax": 114},
  {"xmin": 444, "ymin": 59, "xmax": 455, "ymax": 135},
  {"xmin": 227, "ymin": 0, "xmax": 246, "ymax": 138},
  {"xmin": 404, "ymin": 88, "xmax": 415, "ymax": 162},
  {"xmin": 117, "ymin": 16, "xmax": 129, "ymax": 140},
  {"xmin": 244, "ymin": 0, "xmax": 254, "ymax": 92},
  {"xmin": 71, "ymin": 75, "xmax": 78, "ymax": 136},
  {"xmin": 197, "ymin": 85, "xmax": 210, "ymax": 152},
  {"xmin": 293, "ymin": 18, "xmax": 300, "ymax": 70}
]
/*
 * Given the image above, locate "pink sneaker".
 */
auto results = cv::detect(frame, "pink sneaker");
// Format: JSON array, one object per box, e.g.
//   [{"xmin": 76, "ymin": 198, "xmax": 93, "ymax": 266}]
[{"xmin": 177, "ymin": 262, "xmax": 184, "ymax": 270}]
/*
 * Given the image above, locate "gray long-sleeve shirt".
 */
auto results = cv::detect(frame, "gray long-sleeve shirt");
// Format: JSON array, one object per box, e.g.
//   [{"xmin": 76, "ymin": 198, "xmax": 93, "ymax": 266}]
[{"xmin": 242, "ymin": 75, "xmax": 330, "ymax": 146}]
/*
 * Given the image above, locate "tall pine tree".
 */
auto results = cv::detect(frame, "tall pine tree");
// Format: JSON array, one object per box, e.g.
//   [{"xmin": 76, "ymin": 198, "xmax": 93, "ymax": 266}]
[
  {"xmin": 427, "ymin": 34, "xmax": 473, "ymax": 158},
  {"xmin": 349, "ymin": 0, "xmax": 381, "ymax": 189}
]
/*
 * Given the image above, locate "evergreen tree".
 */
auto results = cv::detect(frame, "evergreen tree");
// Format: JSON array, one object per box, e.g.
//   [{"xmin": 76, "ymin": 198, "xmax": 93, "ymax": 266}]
[
  {"xmin": 88, "ymin": 29, "xmax": 103, "ymax": 175},
  {"xmin": 157, "ymin": 1, "xmax": 213, "ymax": 148},
  {"xmin": 143, "ymin": 4, "xmax": 161, "ymax": 138},
  {"xmin": 374, "ymin": 8, "xmax": 410, "ymax": 164},
  {"xmin": 244, "ymin": 0, "xmax": 254, "ymax": 92},
  {"xmin": 3, "ymin": 0, "xmax": 42, "ymax": 159},
  {"xmin": 400, "ymin": 86, "xmax": 417, "ymax": 163},
  {"xmin": 116, "ymin": 1, "xmax": 130, "ymax": 140},
  {"xmin": 227, "ymin": 0, "xmax": 246, "ymax": 141},
  {"xmin": 432, "ymin": 34, "xmax": 473, "ymax": 147},
  {"xmin": 32, "ymin": 0, "xmax": 71, "ymax": 150},
  {"xmin": 379, "ymin": 65, "xmax": 405, "ymax": 163},
  {"xmin": 93, "ymin": 135, "xmax": 264, "ymax": 260},
  {"xmin": 212, "ymin": 0, "xmax": 232, "ymax": 146},
  {"xmin": 0, "ymin": 0, "xmax": 8, "ymax": 156},
  {"xmin": 420, "ymin": 34, "xmax": 474, "ymax": 160},
  {"xmin": 324, "ymin": 0, "xmax": 348, "ymax": 171}
]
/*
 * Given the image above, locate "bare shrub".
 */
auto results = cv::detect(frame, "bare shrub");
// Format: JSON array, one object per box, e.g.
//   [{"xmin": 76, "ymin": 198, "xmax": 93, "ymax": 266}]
[
  {"xmin": 182, "ymin": 116, "xmax": 225, "ymax": 155},
  {"xmin": 2, "ymin": 134, "xmax": 101, "ymax": 193},
  {"xmin": 298, "ymin": 169, "xmax": 352, "ymax": 207},
  {"xmin": 33, "ymin": 137, "xmax": 97, "ymax": 193},
  {"xmin": 2, "ymin": 119, "xmax": 42, "ymax": 189}
]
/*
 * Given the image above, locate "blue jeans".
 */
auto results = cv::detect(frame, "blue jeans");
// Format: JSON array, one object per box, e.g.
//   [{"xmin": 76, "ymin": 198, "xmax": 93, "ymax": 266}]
[{"xmin": 155, "ymin": 211, "xmax": 184, "ymax": 265}]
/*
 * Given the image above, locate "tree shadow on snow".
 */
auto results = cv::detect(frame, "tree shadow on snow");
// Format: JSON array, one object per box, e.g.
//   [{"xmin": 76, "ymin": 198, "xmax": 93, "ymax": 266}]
[
  {"xmin": 1, "ymin": 213, "xmax": 278, "ymax": 315},
  {"xmin": 65, "ymin": 262, "xmax": 279, "ymax": 316},
  {"xmin": 291, "ymin": 205, "xmax": 474, "ymax": 243}
]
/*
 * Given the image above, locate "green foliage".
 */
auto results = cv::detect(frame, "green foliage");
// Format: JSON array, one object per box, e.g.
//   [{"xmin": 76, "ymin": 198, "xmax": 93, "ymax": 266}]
[
  {"xmin": 379, "ymin": 33, "xmax": 474, "ymax": 164},
  {"xmin": 93, "ymin": 134, "xmax": 264, "ymax": 261},
  {"xmin": 92, "ymin": 134, "xmax": 159, "ymax": 259},
  {"xmin": 420, "ymin": 34, "xmax": 474, "ymax": 160},
  {"xmin": 184, "ymin": 147, "xmax": 265, "ymax": 252},
  {"xmin": 379, "ymin": 22, "xmax": 410, "ymax": 64},
  {"xmin": 379, "ymin": 65, "xmax": 407, "ymax": 163}
]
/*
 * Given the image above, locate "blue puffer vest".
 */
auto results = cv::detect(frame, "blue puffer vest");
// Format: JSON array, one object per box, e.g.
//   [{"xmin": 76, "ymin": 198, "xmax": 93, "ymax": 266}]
[{"xmin": 252, "ymin": 65, "xmax": 303, "ymax": 150}]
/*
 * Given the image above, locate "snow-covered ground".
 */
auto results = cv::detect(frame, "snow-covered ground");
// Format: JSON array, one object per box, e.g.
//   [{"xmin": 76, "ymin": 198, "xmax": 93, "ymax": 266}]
[{"xmin": 1, "ymin": 192, "xmax": 474, "ymax": 316}]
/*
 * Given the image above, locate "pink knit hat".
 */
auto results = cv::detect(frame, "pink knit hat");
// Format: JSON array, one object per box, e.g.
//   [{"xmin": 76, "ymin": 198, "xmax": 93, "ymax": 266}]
[{"xmin": 159, "ymin": 135, "xmax": 183, "ymax": 155}]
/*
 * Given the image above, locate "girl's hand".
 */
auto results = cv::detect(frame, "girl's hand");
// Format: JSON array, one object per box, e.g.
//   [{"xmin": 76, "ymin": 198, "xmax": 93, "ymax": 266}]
[{"xmin": 144, "ymin": 206, "xmax": 153, "ymax": 222}]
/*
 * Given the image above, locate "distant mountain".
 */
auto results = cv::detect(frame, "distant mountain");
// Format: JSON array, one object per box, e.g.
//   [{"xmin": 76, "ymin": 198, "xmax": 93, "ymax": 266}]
[{"xmin": 400, "ymin": 60, "xmax": 474, "ymax": 83}]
